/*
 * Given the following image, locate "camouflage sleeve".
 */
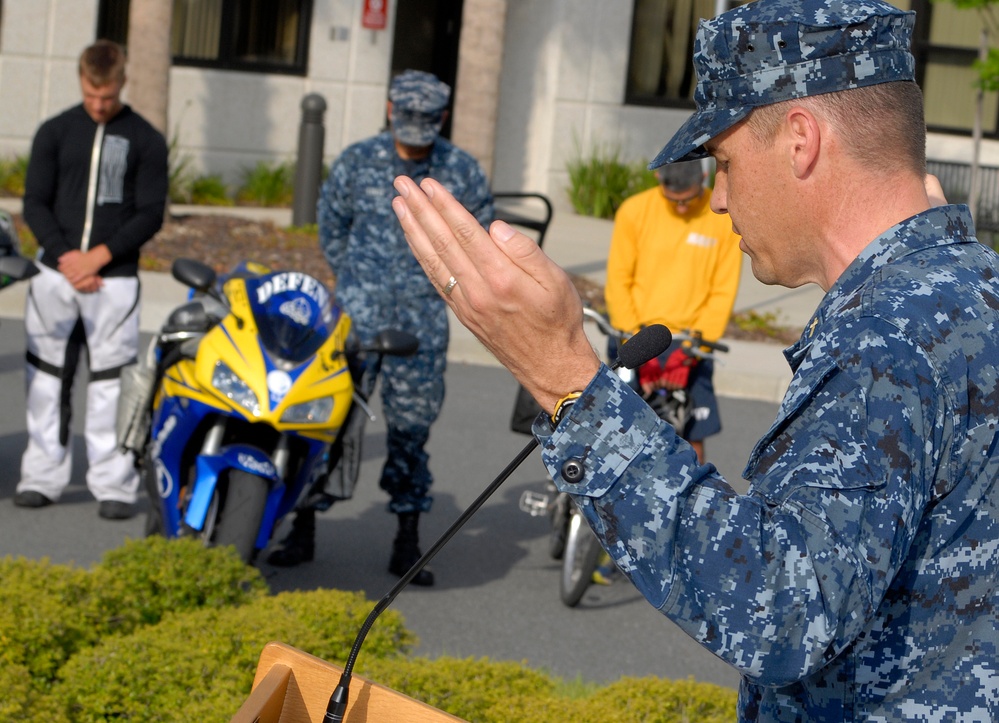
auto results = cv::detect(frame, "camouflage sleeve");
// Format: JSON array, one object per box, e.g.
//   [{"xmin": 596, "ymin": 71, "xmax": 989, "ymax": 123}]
[
  {"xmin": 540, "ymin": 320, "xmax": 936, "ymax": 686},
  {"xmin": 317, "ymin": 155, "xmax": 354, "ymax": 275}
]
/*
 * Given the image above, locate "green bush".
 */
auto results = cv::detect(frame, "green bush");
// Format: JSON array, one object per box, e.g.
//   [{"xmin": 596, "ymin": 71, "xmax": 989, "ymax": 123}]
[
  {"xmin": 0, "ymin": 538, "xmax": 265, "ymax": 688},
  {"xmin": 167, "ymin": 132, "xmax": 194, "ymax": 204},
  {"xmin": 1, "ymin": 537, "xmax": 737, "ymax": 723},
  {"xmin": 236, "ymin": 160, "xmax": 294, "ymax": 207},
  {"xmin": 88, "ymin": 536, "xmax": 268, "ymax": 629},
  {"xmin": 579, "ymin": 676, "xmax": 739, "ymax": 722},
  {"xmin": 189, "ymin": 174, "xmax": 233, "ymax": 206},
  {"xmin": 359, "ymin": 657, "xmax": 737, "ymax": 722},
  {"xmin": 0, "ymin": 155, "xmax": 28, "ymax": 196},
  {"xmin": 362, "ymin": 655, "xmax": 558, "ymax": 721},
  {"xmin": 0, "ymin": 558, "xmax": 102, "ymax": 682},
  {"xmin": 566, "ymin": 142, "xmax": 658, "ymax": 219},
  {"xmin": 49, "ymin": 589, "xmax": 414, "ymax": 722}
]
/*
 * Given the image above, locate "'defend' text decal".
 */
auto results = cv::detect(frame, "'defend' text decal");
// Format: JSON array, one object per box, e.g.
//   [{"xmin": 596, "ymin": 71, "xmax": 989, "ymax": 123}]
[{"xmin": 255, "ymin": 272, "xmax": 330, "ymax": 308}]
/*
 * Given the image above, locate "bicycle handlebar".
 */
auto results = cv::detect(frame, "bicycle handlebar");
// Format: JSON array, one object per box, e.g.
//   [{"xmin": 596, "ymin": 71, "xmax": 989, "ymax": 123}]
[{"xmin": 581, "ymin": 306, "xmax": 729, "ymax": 358}]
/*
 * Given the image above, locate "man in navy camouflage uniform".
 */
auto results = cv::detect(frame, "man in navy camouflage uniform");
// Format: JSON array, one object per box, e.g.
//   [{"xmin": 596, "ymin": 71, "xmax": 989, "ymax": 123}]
[
  {"xmin": 268, "ymin": 70, "xmax": 493, "ymax": 586},
  {"xmin": 391, "ymin": 0, "xmax": 999, "ymax": 718}
]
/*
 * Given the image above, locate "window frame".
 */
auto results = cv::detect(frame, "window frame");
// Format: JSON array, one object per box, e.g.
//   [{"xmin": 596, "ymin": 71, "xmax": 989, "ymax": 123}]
[
  {"xmin": 96, "ymin": 0, "xmax": 314, "ymax": 77},
  {"xmin": 623, "ymin": 0, "xmax": 998, "ymax": 140},
  {"xmin": 909, "ymin": 0, "xmax": 998, "ymax": 140}
]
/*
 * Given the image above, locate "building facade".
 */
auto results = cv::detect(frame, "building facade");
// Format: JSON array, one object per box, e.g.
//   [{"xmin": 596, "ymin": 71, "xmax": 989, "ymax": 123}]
[{"xmin": 0, "ymin": 0, "xmax": 996, "ymax": 212}]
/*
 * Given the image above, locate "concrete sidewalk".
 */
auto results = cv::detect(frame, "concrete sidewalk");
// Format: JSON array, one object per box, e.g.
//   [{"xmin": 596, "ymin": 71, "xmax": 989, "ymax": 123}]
[{"xmin": 0, "ymin": 198, "xmax": 826, "ymax": 403}]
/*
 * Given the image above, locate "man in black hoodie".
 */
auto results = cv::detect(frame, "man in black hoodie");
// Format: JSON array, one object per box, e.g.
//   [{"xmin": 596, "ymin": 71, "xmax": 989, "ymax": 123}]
[{"xmin": 14, "ymin": 40, "xmax": 168, "ymax": 520}]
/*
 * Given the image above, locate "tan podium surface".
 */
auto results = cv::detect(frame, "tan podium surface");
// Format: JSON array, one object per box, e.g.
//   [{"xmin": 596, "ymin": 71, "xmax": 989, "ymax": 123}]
[{"xmin": 230, "ymin": 642, "xmax": 465, "ymax": 723}]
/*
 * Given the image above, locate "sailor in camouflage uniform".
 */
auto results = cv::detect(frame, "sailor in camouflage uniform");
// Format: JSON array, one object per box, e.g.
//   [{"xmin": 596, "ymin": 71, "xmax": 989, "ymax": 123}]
[
  {"xmin": 268, "ymin": 70, "xmax": 492, "ymax": 586},
  {"xmin": 391, "ymin": 0, "xmax": 999, "ymax": 718}
]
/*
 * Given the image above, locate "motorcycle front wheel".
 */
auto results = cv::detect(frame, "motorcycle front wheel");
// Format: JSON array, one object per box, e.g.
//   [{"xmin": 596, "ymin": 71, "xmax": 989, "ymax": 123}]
[
  {"xmin": 204, "ymin": 469, "xmax": 269, "ymax": 564},
  {"xmin": 559, "ymin": 510, "xmax": 602, "ymax": 607}
]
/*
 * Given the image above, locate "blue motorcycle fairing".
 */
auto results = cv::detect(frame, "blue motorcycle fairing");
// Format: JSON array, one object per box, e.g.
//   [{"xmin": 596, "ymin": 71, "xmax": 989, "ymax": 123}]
[
  {"xmin": 183, "ymin": 444, "xmax": 281, "ymax": 531},
  {"xmin": 244, "ymin": 271, "xmax": 340, "ymax": 364}
]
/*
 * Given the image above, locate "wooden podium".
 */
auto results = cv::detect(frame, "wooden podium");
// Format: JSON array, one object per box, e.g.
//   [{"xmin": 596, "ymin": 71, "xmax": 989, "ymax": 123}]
[{"xmin": 230, "ymin": 642, "xmax": 464, "ymax": 722}]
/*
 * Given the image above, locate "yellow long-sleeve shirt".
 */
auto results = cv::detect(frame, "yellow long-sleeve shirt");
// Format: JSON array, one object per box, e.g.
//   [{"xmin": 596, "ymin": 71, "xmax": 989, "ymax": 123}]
[{"xmin": 605, "ymin": 186, "xmax": 742, "ymax": 342}]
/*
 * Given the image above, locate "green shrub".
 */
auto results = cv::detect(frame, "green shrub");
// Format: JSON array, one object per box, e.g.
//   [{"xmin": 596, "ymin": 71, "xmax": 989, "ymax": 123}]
[
  {"xmin": 359, "ymin": 657, "xmax": 737, "ymax": 723},
  {"xmin": 566, "ymin": 142, "xmax": 658, "ymax": 219},
  {"xmin": 0, "ymin": 154, "xmax": 28, "ymax": 196},
  {"xmin": 50, "ymin": 589, "xmax": 414, "ymax": 722},
  {"xmin": 88, "ymin": 536, "xmax": 268, "ymax": 630},
  {"xmin": 0, "ymin": 663, "xmax": 67, "ymax": 723},
  {"xmin": 362, "ymin": 656, "xmax": 558, "ymax": 721},
  {"xmin": 1, "ymin": 538, "xmax": 737, "ymax": 723},
  {"xmin": 167, "ymin": 133, "xmax": 195, "ymax": 204},
  {"xmin": 0, "ymin": 538, "xmax": 265, "ymax": 690},
  {"xmin": 577, "ymin": 676, "xmax": 739, "ymax": 722},
  {"xmin": 236, "ymin": 160, "xmax": 294, "ymax": 207},
  {"xmin": 189, "ymin": 174, "xmax": 233, "ymax": 206},
  {"xmin": 0, "ymin": 558, "xmax": 103, "ymax": 682}
]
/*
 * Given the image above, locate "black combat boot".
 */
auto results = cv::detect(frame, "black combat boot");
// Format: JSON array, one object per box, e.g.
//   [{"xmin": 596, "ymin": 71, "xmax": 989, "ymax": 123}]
[
  {"xmin": 388, "ymin": 512, "xmax": 434, "ymax": 586},
  {"xmin": 267, "ymin": 508, "xmax": 316, "ymax": 567}
]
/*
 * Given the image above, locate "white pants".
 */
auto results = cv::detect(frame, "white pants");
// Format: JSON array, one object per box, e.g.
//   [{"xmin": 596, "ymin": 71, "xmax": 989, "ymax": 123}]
[{"xmin": 18, "ymin": 266, "xmax": 140, "ymax": 503}]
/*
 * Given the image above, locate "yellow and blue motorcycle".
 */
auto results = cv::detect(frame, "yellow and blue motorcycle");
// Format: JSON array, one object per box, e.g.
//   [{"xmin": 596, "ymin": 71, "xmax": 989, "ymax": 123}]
[{"xmin": 119, "ymin": 258, "xmax": 416, "ymax": 563}]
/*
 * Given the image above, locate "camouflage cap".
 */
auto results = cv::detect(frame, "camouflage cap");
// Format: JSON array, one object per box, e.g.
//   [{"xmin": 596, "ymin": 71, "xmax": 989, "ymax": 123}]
[
  {"xmin": 650, "ymin": 0, "xmax": 916, "ymax": 168},
  {"xmin": 389, "ymin": 69, "xmax": 452, "ymax": 147}
]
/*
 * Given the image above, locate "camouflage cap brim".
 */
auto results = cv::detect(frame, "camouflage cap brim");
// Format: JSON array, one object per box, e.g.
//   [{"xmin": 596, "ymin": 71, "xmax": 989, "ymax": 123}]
[
  {"xmin": 391, "ymin": 108, "xmax": 445, "ymax": 147},
  {"xmin": 649, "ymin": 105, "xmax": 753, "ymax": 167}
]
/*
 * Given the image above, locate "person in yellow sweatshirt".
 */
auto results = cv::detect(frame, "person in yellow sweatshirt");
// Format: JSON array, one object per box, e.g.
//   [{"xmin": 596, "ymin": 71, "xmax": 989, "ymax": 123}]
[{"xmin": 605, "ymin": 160, "xmax": 742, "ymax": 462}]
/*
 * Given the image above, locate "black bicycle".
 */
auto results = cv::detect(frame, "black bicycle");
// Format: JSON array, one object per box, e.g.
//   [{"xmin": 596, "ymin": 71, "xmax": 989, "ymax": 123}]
[{"xmin": 520, "ymin": 307, "xmax": 728, "ymax": 607}]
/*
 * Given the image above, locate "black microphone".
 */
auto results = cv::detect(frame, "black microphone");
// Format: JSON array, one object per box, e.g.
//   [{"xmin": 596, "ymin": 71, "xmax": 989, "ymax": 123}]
[
  {"xmin": 615, "ymin": 324, "xmax": 671, "ymax": 371},
  {"xmin": 322, "ymin": 324, "xmax": 671, "ymax": 721}
]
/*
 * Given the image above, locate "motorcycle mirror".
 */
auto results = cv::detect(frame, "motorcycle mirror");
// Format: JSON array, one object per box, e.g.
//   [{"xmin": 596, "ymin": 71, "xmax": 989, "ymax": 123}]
[
  {"xmin": 0, "ymin": 255, "xmax": 39, "ymax": 282},
  {"xmin": 172, "ymin": 258, "xmax": 217, "ymax": 293},
  {"xmin": 364, "ymin": 329, "xmax": 419, "ymax": 357}
]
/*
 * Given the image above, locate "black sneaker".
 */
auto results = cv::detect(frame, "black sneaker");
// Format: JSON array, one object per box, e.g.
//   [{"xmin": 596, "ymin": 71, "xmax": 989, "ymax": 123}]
[
  {"xmin": 14, "ymin": 490, "xmax": 54, "ymax": 508},
  {"xmin": 98, "ymin": 500, "xmax": 136, "ymax": 520}
]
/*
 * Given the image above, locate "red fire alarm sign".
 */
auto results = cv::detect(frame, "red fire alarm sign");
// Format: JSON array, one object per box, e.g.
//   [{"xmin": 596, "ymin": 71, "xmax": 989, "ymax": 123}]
[{"xmin": 362, "ymin": 0, "xmax": 387, "ymax": 30}]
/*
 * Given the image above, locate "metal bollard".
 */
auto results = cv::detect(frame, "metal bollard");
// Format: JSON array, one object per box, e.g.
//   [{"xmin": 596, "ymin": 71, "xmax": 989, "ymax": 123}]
[{"xmin": 292, "ymin": 93, "xmax": 328, "ymax": 227}]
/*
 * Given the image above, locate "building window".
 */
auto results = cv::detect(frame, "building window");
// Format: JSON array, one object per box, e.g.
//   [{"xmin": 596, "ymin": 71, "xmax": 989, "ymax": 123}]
[
  {"xmin": 624, "ymin": 0, "xmax": 997, "ymax": 139},
  {"xmin": 910, "ymin": 0, "xmax": 998, "ymax": 138},
  {"xmin": 625, "ymin": 0, "xmax": 751, "ymax": 107},
  {"xmin": 97, "ymin": 0, "xmax": 312, "ymax": 76}
]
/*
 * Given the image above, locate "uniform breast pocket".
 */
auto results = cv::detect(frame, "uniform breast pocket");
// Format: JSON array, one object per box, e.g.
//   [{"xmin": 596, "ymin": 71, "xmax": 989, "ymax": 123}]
[{"xmin": 745, "ymin": 357, "xmax": 884, "ymax": 504}]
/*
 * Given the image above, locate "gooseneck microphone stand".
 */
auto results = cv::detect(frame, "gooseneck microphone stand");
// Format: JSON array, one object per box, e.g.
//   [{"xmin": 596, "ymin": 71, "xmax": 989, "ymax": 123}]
[
  {"xmin": 323, "ymin": 437, "xmax": 539, "ymax": 721},
  {"xmin": 323, "ymin": 323, "xmax": 672, "ymax": 722}
]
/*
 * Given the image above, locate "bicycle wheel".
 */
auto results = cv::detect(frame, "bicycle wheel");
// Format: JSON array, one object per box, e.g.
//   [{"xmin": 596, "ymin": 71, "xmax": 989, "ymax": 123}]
[
  {"xmin": 560, "ymin": 509, "xmax": 602, "ymax": 607},
  {"xmin": 548, "ymin": 492, "xmax": 571, "ymax": 560}
]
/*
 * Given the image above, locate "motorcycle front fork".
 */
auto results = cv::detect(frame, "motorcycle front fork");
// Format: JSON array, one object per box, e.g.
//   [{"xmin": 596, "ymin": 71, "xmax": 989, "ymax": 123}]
[{"xmin": 199, "ymin": 418, "xmax": 290, "ymax": 480}]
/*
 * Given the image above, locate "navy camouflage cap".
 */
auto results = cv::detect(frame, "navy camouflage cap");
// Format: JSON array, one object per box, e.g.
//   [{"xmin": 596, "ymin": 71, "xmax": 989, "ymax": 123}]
[
  {"xmin": 650, "ymin": 0, "xmax": 916, "ymax": 168},
  {"xmin": 389, "ymin": 69, "xmax": 452, "ymax": 147}
]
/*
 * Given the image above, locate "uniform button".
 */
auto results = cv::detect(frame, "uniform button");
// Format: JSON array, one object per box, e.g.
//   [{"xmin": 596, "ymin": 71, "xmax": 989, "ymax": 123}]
[{"xmin": 561, "ymin": 458, "xmax": 585, "ymax": 483}]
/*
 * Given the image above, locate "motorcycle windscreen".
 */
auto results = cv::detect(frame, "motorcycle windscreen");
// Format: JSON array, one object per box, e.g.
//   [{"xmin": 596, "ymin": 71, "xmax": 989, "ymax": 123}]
[{"xmin": 244, "ymin": 271, "xmax": 339, "ymax": 364}]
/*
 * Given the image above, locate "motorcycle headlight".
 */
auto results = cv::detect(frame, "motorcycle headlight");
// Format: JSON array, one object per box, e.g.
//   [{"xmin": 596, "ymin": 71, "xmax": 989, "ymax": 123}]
[
  {"xmin": 212, "ymin": 361, "xmax": 261, "ymax": 416},
  {"xmin": 281, "ymin": 397, "xmax": 334, "ymax": 424}
]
